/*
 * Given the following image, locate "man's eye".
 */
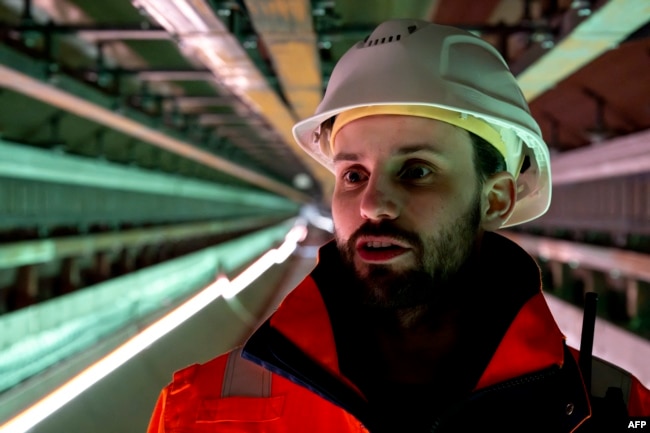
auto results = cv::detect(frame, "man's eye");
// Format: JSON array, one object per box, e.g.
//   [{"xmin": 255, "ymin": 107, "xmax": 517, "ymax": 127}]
[
  {"xmin": 399, "ymin": 165, "xmax": 433, "ymax": 180},
  {"xmin": 343, "ymin": 170, "xmax": 367, "ymax": 183}
]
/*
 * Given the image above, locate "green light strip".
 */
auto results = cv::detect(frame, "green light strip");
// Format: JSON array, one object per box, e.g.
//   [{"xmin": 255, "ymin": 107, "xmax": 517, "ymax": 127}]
[{"xmin": 0, "ymin": 139, "xmax": 298, "ymax": 210}]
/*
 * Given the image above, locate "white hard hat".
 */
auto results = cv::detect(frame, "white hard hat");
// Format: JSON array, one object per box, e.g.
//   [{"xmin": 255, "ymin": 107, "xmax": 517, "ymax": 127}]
[{"xmin": 292, "ymin": 18, "xmax": 551, "ymax": 227}]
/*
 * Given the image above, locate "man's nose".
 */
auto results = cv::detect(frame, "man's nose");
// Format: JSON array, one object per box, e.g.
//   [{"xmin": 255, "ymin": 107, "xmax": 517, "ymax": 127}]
[{"xmin": 360, "ymin": 175, "xmax": 400, "ymax": 221}]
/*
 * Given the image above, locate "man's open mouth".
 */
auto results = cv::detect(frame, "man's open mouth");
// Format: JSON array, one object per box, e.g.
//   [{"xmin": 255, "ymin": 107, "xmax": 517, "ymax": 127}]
[{"xmin": 356, "ymin": 239, "xmax": 410, "ymax": 262}]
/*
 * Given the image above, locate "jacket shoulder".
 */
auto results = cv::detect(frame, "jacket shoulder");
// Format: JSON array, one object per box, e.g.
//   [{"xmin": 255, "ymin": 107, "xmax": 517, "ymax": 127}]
[
  {"xmin": 150, "ymin": 348, "xmax": 275, "ymax": 432},
  {"xmin": 149, "ymin": 347, "xmax": 362, "ymax": 433}
]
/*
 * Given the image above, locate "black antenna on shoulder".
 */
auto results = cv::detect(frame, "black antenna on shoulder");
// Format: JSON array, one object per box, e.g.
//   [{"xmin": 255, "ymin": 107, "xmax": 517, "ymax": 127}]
[{"xmin": 579, "ymin": 291, "xmax": 598, "ymax": 395}]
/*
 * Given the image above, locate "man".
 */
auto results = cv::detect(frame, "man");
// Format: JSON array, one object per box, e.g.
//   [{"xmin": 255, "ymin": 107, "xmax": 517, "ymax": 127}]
[{"xmin": 148, "ymin": 19, "xmax": 649, "ymax": 432}]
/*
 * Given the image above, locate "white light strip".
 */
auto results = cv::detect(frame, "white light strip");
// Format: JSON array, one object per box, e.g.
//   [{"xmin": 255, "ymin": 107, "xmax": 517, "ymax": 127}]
[
  {"xmin": 137, "ymin": 71, "xmax": 214, "ymax": 81},
  {"xmin": 78, "ymin": 29, "xmax": 171, "ymax": 42},
  {"xmin": 174, "ymin": 0, "xmax": 211, "ymax": 33},
  {"xmin": 0, "ymin": 223, "xmax": 307, "ymax": 433},
  {"xmin": 222, "ymin": 223, "xmax": 308, "ymax": 299},
  {"xmin": 135, "ymin": 1, "xmax": 178, "ymax": 34}
]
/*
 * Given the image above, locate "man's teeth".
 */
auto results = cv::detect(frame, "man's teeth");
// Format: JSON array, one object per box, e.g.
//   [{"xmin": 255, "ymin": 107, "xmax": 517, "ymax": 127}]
[{"xmin": 366, "ymin": 241, "xmax": 394, "ymax": 248}]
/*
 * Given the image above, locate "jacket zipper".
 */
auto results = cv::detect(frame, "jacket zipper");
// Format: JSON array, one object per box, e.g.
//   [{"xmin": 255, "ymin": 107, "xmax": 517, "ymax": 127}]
[{"xmin": 429, "ymin": 367, "xmax": 559, "ymax": 433}]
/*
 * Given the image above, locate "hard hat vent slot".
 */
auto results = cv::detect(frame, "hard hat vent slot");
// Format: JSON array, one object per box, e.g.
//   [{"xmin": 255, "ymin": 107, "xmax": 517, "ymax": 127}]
[
  {"xmin": 362, "ymin": 20, "xmax": 421, "ymax": 47},
  {"xmin": 364, "ymin": 33, "xmax": 401, "ymax": 47}
]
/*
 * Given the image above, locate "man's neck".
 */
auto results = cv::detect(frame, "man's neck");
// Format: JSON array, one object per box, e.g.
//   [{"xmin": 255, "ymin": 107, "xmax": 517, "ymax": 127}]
[{"xmin": 362, "ymin": 303, "xmax": 465, "ymax": 384}]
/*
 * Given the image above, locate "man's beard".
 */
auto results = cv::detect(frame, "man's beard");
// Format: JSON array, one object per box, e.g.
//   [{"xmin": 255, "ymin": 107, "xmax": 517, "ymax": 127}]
[{"xmin": 336, "ymin": 195, "xmax": 482, "ymax": 309}]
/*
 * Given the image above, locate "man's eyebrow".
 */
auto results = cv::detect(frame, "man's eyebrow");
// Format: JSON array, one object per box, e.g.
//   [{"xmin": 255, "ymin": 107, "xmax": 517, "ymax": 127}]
[
  {"xmin": 332, "ymin": 152, "xmax": 359, "ymax": 163},
  {"xmin": 395, "ymin": 144, "xmax": 443, "ymax": 156},
  {"xmin": 332, "ymin": 144, "xmax": 443, "ymax": 164}
]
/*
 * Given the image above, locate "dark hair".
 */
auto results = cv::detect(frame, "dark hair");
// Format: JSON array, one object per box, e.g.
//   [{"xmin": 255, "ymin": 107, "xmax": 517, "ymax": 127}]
[{"xmin": 468, "ymin": 131, "xmax": 507, "ymax": 184}]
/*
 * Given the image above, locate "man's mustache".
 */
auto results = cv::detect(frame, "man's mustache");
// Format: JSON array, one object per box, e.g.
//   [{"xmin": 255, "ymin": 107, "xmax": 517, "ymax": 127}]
[{"xmin": 348, "ymin": 220, "xmax": 423, "ymax": 250}]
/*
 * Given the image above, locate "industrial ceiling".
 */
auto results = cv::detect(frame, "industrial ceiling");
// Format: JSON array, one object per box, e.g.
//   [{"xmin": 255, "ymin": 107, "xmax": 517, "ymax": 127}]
[{"xmin": 0, "ymin": 0, "xmax": 647, "ymax": 211}]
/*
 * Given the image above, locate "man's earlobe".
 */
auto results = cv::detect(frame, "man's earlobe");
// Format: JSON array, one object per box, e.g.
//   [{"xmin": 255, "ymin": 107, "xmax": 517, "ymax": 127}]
[{"xmin": 481, "ymin": 172, "xmax": 517, "ymax": 231}]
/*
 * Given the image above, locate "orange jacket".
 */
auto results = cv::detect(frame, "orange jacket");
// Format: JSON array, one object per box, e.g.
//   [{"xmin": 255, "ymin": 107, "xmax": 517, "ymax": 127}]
[{"xmin": 148, "ymin": 234, "xmax": 650, "ymax": 432}]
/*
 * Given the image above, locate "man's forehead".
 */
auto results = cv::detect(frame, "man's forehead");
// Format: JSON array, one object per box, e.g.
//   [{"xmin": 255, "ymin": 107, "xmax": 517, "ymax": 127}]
[{"xmin": 331, "ymin": 117, "xmax": 473, "ymax": 165}]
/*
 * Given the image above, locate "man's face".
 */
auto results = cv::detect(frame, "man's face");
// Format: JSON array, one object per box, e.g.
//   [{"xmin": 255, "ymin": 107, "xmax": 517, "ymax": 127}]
[{"xmin": 331, "ymin": 115, "xmax": 484, "ymax": 308}]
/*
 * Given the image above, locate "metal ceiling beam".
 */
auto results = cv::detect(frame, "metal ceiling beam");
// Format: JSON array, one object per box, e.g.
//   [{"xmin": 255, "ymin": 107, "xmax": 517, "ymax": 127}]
[
  {"xmin": 0, "ymin": 23, "xmax": 170, "ymax": 40},
  {"xmin": 198, "ymin": 113, "xmax": 263, "ymax": 126},
  {"xmin": 242, "ymin": 0, "xmax": 323, "ymax": 120},
  {"xmin": 517, "ymin": 0, "xmax": 650, "ymax": 102},
  {"xmin": 79, "ymin": 68, "xmax": 215, "ymax": 81},
  {"xmin": 136, "ymin": 69, "xmax": 215, "ymax": 81},
  {"xmin": 551, "ymin": 128, "xmax": 650, "ymax": 185},
  {"xmin": 502, "ymin": 232, "xmax": 650, "ymax": 283},
  {"xmin": 0, "ymin": 64, "xmax": 311, "ymax": 203},
  {"xmin": 174, "ymin": 96, "xmax": 236, "ymax": 107}
]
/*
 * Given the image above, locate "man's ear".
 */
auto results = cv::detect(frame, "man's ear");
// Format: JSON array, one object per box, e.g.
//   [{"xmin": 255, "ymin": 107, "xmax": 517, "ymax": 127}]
[{"xmin": 480, "ymin": 172, "xmax": 516, "ymax": 231}]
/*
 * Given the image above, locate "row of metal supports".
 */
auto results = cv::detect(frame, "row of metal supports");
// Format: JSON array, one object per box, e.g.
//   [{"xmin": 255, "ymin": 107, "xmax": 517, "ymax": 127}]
[
  {"xmin": 541, "ymin": 259, "xmax": 650, "ymax": 339},
  {"xmin": 3, "ymin": 240, "xmax": 193, "ymax": 313},
  {"xmin": 0, "ymin": 214, "xmax": 290, "ymax": 314}
]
